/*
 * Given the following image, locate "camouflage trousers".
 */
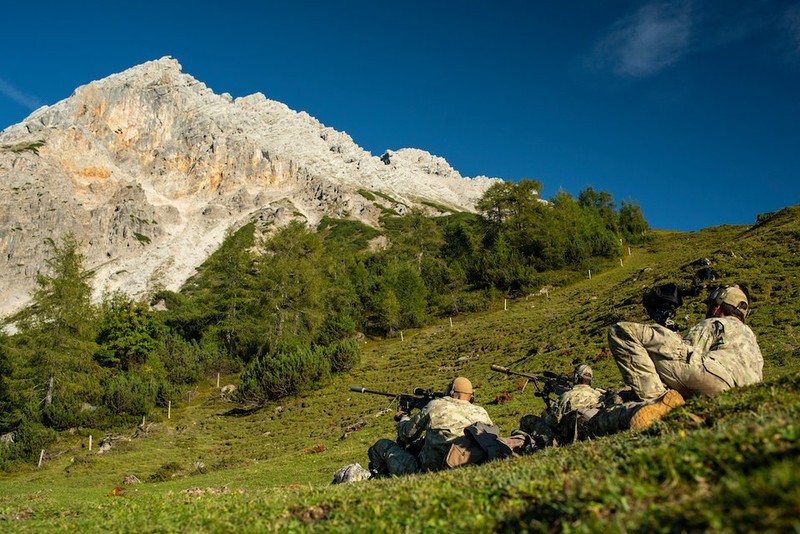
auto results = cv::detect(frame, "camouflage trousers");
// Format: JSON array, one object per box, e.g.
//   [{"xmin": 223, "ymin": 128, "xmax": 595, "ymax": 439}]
[
  {"xmin": 522, "ymin": 401, "xmax": 651, "ymax": 440},
  {"xmin": 519, "ymin": 412, "xmax": 586, "ymax": 446},
  {"xmin": 586, "ymin": 400, "xmax": 644, "ymax": 436},
  {"xmin": 609, "ymin": 322, "xmax": 729, "ymax": 401},
  {"xmin": 367, "ymin": 438, "xmax": 420, "ymax": 477},
  {"xmin": 519, "ymin": 414, "xmax": 556, "ymax": 447}
]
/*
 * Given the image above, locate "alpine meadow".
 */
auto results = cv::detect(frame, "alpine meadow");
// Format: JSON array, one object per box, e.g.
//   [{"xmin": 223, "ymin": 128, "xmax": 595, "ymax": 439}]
[{"xmin": 0, "ymin": 186, "xmax": 798, "ymax": 531}]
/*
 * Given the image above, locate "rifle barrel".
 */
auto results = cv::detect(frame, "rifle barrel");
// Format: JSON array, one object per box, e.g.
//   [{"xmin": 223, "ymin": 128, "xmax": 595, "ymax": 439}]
[
  {"xmin": 350, "ymin": 386, "xmax": 399, "ymax": 398},
  {"xmin": 490, "ymin": 364, "xmax": 539, "ymax": 381}
]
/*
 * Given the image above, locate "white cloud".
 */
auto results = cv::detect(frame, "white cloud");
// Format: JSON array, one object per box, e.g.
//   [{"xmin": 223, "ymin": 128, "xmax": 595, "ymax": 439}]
[
  {"xmin": 591, "ymin": 1, "xmax": 694, "ymax": 77},
  {"xmin": 0, "ymin": 76, "xmax": 44, "ymax": 110}
]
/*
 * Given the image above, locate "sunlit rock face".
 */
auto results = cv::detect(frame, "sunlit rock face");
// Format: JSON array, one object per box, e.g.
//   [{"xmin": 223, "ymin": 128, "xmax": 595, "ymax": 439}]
[{"xmin": 0, "ymin": 57, "xmax": 500, "ymax": 317}]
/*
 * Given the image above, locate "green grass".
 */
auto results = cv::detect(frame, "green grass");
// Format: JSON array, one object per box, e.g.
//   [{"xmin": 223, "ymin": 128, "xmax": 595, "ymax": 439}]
[
  {"xmin": 133, "ymin": 232, "xmax": 151, "ymax": 245},
  {"xmin": 1, "ymin": 206, "xmax": 799, "ymax": 532},
  {"xmin": 0, "ymin": 140, "xmax": 45, "ymax": 156},
  {"xmin": 317, "ymin": 217, "xmax": 382, "ymax": 252},
  {"xmin": 420, "ymin": 200, "xmax": 453, "ymax": 214}
]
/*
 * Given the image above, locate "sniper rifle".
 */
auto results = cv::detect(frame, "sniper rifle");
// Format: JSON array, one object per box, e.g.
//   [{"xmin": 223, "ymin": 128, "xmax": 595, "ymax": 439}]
[
  {"xmin": 350, "ymin": 386, "xmax": 446, "ymax": 415},
  {"xmin": 490, "ymin": 364, "xmax": 572, "ymax": 411}
]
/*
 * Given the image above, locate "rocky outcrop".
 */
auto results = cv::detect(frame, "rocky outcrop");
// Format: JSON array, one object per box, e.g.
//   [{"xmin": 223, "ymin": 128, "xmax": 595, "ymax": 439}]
[{"xmin": 0, "ymin": 57, "xmax": 502, "ymax": 318}]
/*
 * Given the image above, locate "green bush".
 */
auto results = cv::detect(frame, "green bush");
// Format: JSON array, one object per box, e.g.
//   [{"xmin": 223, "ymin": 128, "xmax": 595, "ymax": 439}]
[
  {"xmin": 0, "ymin": 414, "xmax": 57, "ymax": 470},
  {"xmin": 94, "ymin": 293, "xmax": 162, "ymax": 371},
  {"xmin": 42, "ymin": 398, "xmax": 90, "ymax": 430},
  {"xmin": 236, "ymin": 346, "xmax": 332, "ymax": 404},
  {"xmin": 315, "ymin": 315, "xmax": 357, "ymax": 346},
  {"xmin": 157, "ymin": 333, "xmax": 208, "ymax": 384},
  {"xmin": 101, "ymin": 373, "xmax": 156, "ymax": 416},
  {"xmin": 324, "ymin": 338, "xmax": 361, "ymax": 373}
]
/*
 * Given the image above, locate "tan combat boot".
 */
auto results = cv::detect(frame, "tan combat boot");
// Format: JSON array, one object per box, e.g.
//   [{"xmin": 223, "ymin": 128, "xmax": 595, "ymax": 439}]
[{"xmin": 629, "ymin": 389, "xmax": 685, "ymax": 430}]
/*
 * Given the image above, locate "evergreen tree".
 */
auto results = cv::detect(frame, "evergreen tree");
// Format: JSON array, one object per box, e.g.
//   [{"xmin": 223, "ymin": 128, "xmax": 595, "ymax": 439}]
[
  {"xmin": 12, "ymin": 235, "xmax": 99, "ymax": 410},
  {"xmin": 256, "ymin": 222, "xmax": 330, "ymax": 353},
  {"xmin": 476, "ymin": 179, "xmax": 543, "ymax": 226},
  {"xmin": 0, "ymin": 335, "xmax": 15, "ymax": 431},
  {"xmin": 619, "ymin": 200, "xmax": 649, "ymax": 243},
  {"xmin": 94, "ymin": 292, "xmax": 163, "ymax": 371}
]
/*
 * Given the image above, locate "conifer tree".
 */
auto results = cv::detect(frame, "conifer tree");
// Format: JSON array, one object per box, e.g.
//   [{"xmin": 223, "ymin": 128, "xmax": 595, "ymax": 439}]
[{"xmin": 13, "ymin": 234, "xmax": 99, "ymax": 409}]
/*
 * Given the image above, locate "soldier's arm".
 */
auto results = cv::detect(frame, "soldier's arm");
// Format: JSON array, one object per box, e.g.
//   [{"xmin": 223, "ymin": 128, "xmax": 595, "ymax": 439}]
[
  {"xmin": 396, "ymin": 405, "xmax": 430, "ymax": 446},
  {"xmin": 685, "ymin": 319, "xmax": 724, "ymax": 354}
]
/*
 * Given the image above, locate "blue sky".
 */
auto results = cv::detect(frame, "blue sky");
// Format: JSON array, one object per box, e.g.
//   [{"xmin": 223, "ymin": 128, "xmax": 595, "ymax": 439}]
[{"xmin": 1, "ymin": 1, "xmax": 799, "ymax": 231}]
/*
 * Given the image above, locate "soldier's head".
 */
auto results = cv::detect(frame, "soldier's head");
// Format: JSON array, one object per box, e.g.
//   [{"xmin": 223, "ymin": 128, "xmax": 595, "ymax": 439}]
[
  {"xmin": 705, "ymin": 284, "xmax": 750, "ymax": 322},
  {"xmin": 573, "ymin": 364, "xmax": 593, "ymax": 385},
  {"xmin": 449, "ymin": 377, "xmax": 474, "ymax": 402}
]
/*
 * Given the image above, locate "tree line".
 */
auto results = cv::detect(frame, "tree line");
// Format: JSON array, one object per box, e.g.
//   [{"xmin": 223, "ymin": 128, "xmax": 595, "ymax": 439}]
[{"xmin": 0, "ymin": 180, "xmax": 647, "ymax": 469}]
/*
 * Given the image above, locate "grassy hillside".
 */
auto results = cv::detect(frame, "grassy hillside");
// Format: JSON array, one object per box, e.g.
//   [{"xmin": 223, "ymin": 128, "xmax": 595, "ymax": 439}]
[{"xmin": 0, "ymin": 206, "xmax": 798, "ymax": 532}]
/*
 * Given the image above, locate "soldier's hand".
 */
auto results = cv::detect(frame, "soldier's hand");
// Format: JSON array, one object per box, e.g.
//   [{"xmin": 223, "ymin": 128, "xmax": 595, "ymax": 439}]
[{"xmin": 394, "ymin": 410, "xmax": 407, "ymax": 422}]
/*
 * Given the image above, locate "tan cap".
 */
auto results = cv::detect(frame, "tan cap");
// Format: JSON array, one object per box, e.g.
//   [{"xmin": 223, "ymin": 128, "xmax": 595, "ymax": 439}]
[
  {"xmin": 707, "ymin": 285, "xmax": 749, "ymax": 317},
  {"xmin": 451, "ymin": 377, "xmax": 473, "ymax": 395}
]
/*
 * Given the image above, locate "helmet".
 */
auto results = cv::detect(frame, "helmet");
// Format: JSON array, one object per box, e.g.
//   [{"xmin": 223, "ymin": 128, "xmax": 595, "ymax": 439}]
[
  {"xmin": 706, "ymin": 284, "xmax": 749, "ymax": 318},
  {"xmin": 573, "ymin": 364, "xmax": 593, "ymax": 385}
]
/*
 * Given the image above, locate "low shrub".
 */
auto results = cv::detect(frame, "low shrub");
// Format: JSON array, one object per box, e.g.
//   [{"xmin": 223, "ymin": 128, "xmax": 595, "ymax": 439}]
[
  {"xmin": 325, "ymin": 338, "xmax": 361, "ymax": 373},
  {"xmin": 236, "ymin": 346, "xmax": 332, "ymax": 404}
]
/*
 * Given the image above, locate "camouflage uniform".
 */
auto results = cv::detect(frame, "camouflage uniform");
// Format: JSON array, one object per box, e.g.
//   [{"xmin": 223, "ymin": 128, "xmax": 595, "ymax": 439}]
[
  {"xmin": 368, "ymin": 396, "xmax": 493, "ymax": 475},
  {"xmin": 546, "ymin": 384, "xmax": 605, "ymax": 426},
  {"xmin": 586, "ymin": 398, "xmax": 647, "ymax": 436},
  {"xmin": 609, "ymin": 317, "xmax": 763, "ymax": 401},
  {"xmin": 520, "ymin": 384, "xmax": 605, "ymax": 445}
]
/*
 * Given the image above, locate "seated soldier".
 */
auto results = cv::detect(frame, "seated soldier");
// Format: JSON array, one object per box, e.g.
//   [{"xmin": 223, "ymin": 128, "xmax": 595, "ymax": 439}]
[
  {"xmin": 520, "ymin": 364, "xmax": 605, "ymax": 446},
  {"xmin": 609, "ymin": 284, "xmax": 763, "ymax": 403},
  {"xmin": 367, "ymin": 377, "xmax": 493, "ymax": 476}
]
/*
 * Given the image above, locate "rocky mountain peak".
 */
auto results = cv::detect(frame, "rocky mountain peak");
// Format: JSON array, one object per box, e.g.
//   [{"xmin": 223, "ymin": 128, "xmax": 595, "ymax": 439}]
[{"xmin": 0, "ymin": 58, "xmax": 503, "ymax": 319}]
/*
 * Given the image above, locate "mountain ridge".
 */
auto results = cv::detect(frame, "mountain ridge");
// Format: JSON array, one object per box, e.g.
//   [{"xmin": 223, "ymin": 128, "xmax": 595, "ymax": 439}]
[{"xmin": 0, "ymin": 57, "xmax": 503, "ymax": 319}]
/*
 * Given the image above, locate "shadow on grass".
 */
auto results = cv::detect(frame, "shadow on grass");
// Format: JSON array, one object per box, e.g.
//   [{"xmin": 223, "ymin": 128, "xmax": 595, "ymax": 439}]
[{"xmin": 218, "ymin": 406, "xmax": 262, "ymax": 417}]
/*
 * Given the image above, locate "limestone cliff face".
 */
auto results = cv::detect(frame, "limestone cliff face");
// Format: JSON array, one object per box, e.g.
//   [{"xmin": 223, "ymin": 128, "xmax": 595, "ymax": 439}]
[{"xmin": 0, "ymin": 57, "xmax": 501, "ymax": 318}]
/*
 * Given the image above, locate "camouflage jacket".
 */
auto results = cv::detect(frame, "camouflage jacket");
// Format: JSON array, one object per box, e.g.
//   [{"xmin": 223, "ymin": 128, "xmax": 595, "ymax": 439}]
[
  {"xmin": 684, "ymin": 317, "xmax": 763, "ymax": 388},
  {"xmin": 546, "ymin": 384, "xmax": 605, "ymax": 426},
  {"xmin": 396, "ymin": 396, "xmax": 493, "ymax": 471}
]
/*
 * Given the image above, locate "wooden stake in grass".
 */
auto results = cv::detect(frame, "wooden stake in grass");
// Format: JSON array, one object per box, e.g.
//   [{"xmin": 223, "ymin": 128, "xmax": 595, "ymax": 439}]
[
  {"xmin": 449, "ymin": 317, "xmax": 453, "ymax": 328},
  {"xmin": 38, "ymin": 449, "xmax": 44, "ymax": 467},
  {"xmin": 620, "ymin": 258, "xmax": 624, "ymax": 267},
  {"xmin": 588, "ymin": 269, "xmax": 592, "ymax": 280},
  {"xmin": 217, "ymin": 373, "xmax": 220, "ymax": 388},
  {"xmin": 504, "ymin": 299, "xmax": 507, "ymax": 311},
  {"xmin": 168, "ymin": 400, "xmax": 171, "ymax": 420},
  {"xmin": 400, "ymin": 331, "xmax": 404, "ymax": 342},
  {"xmin": 89, "ymin": 435, "xmax": 92, "ymax": 451},
  {"xmin": 628, "ymin": 246, "xmax": 631, "ymax": 256}
]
